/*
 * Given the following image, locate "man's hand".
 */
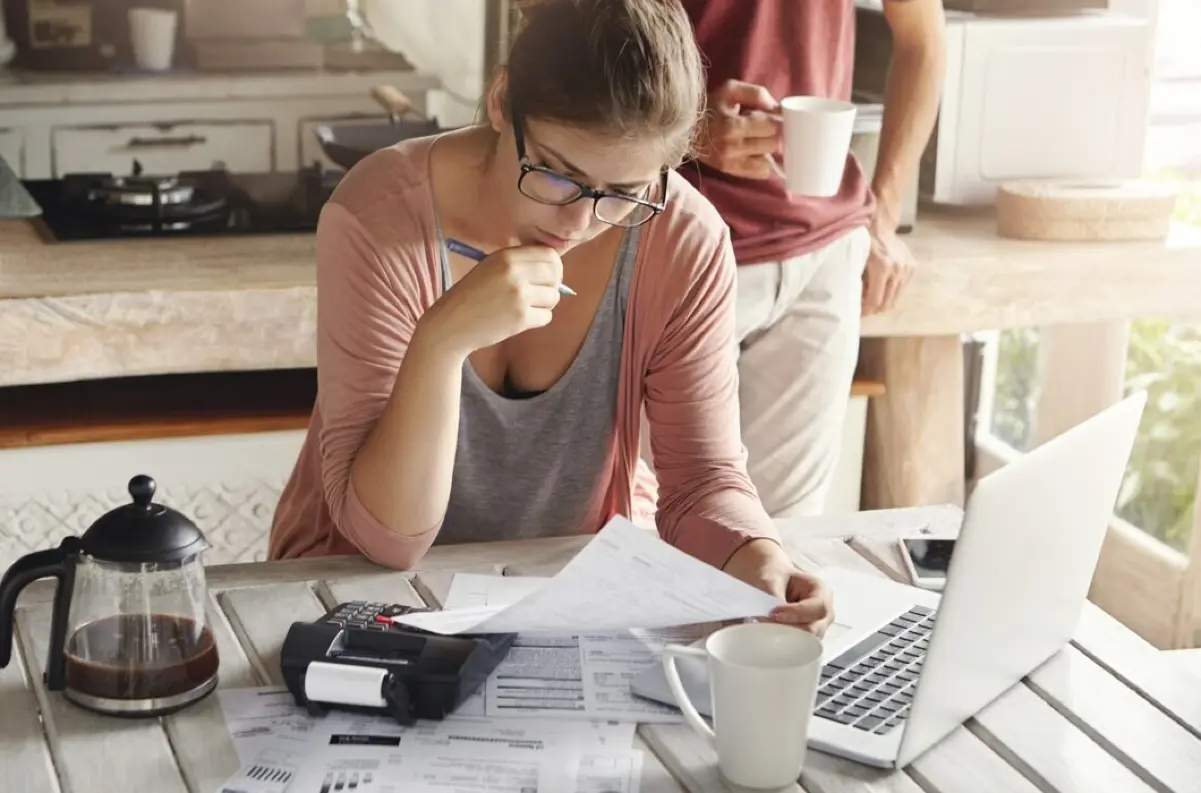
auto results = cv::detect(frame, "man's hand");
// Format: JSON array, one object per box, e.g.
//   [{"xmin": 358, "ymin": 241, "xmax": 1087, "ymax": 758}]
[
  {"xmin": 724, "ymin": 539, "xmax": 834, "ymax": 637},
  {"xmin": 695, "ymin": 79, "xmax": 782, "ymax": 180},
  {"xmin": 862, "ymin": 220, "xmax": 916, "ymax": 316}
]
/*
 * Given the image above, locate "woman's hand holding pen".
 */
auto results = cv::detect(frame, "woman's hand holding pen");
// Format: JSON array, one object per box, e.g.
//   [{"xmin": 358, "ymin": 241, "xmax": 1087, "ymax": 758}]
[{"xmin": 421, "ymin": 244, "xmax": 565, "ymax": 356}]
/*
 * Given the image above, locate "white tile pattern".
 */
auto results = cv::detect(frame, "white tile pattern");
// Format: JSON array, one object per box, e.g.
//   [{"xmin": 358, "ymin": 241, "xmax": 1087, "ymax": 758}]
[{"xmin": 0, "ymin": 430, "xmax": 305, "ymax": 571}]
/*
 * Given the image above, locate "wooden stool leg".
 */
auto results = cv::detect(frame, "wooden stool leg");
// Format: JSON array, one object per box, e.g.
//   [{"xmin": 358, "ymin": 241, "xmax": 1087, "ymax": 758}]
[{"xmin": 859, "ymin": 335, "xmax": 966, "ymax": 509}]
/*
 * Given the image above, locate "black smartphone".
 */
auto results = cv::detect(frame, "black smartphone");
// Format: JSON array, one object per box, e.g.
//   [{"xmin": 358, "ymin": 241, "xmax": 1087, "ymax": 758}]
[{"xmin": 898, "ymin": 537, "xmax": 957, "ymax": 591}]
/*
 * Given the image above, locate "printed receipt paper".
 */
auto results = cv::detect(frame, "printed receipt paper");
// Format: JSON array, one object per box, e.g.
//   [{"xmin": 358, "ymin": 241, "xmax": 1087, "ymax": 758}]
[{"xmin": 392, "ymin": 516, "xmax": 782, "ymax": 635}]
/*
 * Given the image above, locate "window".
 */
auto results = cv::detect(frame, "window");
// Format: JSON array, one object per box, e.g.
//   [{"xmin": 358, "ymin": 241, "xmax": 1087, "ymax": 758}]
[
  {"xmin": 1108, "ymin": 0, "xmax": 1200, "ymax": 556},
  {"xmin": 980, "ymin": 0, "xmax": 1200, "ymax": 647},
  {"xmin": 1119, "ymin": 318, "xmax": 1201, "ymax": 554},
  {"xmin": 989, "ymin": 328, "xmax": 1041, "ymax": 453}
]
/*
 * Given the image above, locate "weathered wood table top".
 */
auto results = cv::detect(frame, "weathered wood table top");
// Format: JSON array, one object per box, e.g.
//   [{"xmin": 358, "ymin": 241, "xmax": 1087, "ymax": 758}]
[{"xmin": 6, "ymin": 507, "xmax": 1201, "ymax": 793}]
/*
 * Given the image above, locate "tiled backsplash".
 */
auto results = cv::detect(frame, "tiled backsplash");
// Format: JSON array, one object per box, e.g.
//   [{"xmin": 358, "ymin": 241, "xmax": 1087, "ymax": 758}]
[{"xmin": 0, "ymin": 430, "xmax": 306, "ymax": 572}]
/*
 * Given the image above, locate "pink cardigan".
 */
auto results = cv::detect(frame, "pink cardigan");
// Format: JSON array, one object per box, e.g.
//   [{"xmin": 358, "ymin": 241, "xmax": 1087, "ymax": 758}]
[{"xmin": 268, "ymin": 136, "xmax": 781, "ymax": 571}]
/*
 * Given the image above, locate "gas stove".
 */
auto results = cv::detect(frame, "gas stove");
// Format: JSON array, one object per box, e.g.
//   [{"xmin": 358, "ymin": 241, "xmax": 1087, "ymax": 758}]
[{"xmin": 21, "ymin": 161, "xmax": 343, "ymax": 242}]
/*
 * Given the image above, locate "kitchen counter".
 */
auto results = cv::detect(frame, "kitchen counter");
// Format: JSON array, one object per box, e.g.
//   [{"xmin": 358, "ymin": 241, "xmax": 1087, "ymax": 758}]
[
  {"xmin": 2, "ymin": 207, "xmax": 1199, "ymax": 513},
  {"xmin": 0, "ymin": 222, "xmax": 319, "ymax": 388},
  {"xmin": 2, "ymin": 207, "xmax": 1199, "ymax": 325},
  {"xmin": 0, "ymin": 221, "xmax": 316, "ymax": 299}
]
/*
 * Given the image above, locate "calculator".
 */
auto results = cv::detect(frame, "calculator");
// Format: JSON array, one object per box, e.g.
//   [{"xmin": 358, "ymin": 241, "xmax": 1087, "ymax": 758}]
[
  {"xmin": 281, "ymin": 600, "xmax": 515, "ymax": 724},
  {"xmin": 315, "ymin": 600, "xmax": 432, "ymax": 632}
]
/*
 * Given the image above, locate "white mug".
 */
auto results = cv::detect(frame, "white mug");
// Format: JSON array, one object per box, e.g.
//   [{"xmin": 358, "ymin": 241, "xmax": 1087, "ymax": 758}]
[
  {"xmin": 766, "ymin": 95, "xmax": 857, "ymax": 197},
  {"xmin": 662, "ymin": 622, "xmax": 823, "ymax": 789}
]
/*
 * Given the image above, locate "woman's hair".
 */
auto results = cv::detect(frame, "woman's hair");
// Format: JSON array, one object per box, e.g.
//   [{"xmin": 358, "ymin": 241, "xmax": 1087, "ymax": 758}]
[{"xmin": 501, "ymin": 0, "xmax": 706, "ymax": 167}]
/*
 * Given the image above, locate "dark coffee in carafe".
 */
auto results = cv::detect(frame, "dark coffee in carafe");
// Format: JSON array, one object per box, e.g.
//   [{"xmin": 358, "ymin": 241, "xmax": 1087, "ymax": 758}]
[{"xmin": 64, "ymin": 614, "xmax": 219, "ymax": 700}]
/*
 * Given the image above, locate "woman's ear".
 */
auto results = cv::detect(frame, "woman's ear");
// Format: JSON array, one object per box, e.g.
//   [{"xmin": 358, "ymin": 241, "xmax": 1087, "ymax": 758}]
[{"xmin": 484, "ymin": 68, "xmax": 509, "ymax": 133}]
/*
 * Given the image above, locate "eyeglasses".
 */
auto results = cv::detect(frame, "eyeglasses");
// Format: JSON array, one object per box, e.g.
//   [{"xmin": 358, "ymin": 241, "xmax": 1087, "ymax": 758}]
[{"xmin": 512, "ymin": 106, "xmax": 667, "ymax": 228}]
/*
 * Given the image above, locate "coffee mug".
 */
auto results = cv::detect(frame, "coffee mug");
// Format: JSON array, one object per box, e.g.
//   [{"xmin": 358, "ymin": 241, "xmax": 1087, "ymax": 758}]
[
  {"xmin": 662, "ymin": 622, "xmax": 823, "ymax": 789},
  {"xmin": 765, "ymin": 95, "xmax": 857, "ymax": 198}
]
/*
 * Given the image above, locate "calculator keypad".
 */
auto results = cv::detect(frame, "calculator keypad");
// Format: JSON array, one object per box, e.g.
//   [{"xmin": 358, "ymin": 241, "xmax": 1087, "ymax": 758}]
[{"xmin": 322, "ymin": 601, "xmax": 426, "ymax": 632}]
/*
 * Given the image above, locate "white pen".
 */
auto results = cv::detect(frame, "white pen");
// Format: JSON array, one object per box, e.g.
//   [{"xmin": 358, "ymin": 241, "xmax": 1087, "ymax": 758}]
[{"xmin": 445, "ymin": 238, "xmax": 577, "ymax": 297}]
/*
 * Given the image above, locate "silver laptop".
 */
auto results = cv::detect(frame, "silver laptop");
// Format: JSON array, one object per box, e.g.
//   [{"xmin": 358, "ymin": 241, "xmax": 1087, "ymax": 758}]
[{"xmin": 631, "ymin": 391, "xmax": 1146, "ymax": 769}]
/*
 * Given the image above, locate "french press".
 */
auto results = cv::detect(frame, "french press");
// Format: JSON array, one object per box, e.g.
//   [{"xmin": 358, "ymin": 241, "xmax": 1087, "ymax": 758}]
[{"xmin": 0, "ymin": 474, "xmax": 219, "ymax": 716}]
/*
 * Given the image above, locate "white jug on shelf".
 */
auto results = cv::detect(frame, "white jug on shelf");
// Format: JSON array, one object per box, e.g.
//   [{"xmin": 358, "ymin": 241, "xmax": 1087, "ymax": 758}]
[{"xmin": 0, "ymin": 0, "xmax": 16, "ymax": 68}]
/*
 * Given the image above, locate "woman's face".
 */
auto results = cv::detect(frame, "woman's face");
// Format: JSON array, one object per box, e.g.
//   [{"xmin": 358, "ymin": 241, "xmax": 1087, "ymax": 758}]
[{"xmin": 487, "ymin": 95, "xmax": 667, "ymax": 254}]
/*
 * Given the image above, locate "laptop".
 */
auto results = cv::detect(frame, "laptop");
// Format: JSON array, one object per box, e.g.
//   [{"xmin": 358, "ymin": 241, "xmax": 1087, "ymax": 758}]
[{"xmin": 630, "ymin": 391, "xmax": 1146, "ymax": 769}]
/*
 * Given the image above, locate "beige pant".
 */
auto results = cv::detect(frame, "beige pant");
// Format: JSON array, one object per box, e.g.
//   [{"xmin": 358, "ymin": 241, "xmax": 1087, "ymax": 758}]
[
  {"xmin": 638, "ymin": 225, "xmax": 870, "ymax": 520},
  {"xmin": 734, "ymin": 225, "xmax": 871, "ymax": 517}
]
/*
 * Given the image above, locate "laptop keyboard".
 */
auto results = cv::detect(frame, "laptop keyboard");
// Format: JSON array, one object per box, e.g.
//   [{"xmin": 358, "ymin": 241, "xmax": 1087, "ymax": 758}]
[{"xmin": 815, "ymin": 605, "xmax": 936, "ymax": 735}]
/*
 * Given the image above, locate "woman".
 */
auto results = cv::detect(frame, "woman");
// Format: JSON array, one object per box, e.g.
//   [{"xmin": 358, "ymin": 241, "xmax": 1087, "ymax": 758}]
[{"xmin": 269, "ymin": 0, "xmax": 832, "ymax": 635}]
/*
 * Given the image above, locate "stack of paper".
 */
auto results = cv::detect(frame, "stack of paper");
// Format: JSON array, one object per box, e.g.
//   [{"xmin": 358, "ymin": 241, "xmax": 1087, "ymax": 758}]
[
  {"xmin": 392, "ymin": 516, "xmax": 782, "ymax": 636},
  {"xmin": 420, "ymin": 515, "xmax": 780, "ymax": 725},
  {"xmin": 441, "ymin": 573, "xmax": 708, "ymax": 724},
  {"xmin": 217, "ymin": 687, "xmax": 643, "ymax": 793},
  {"xmin": 215, "ymin": 517, "xmax": 781, "ymax": 792}
]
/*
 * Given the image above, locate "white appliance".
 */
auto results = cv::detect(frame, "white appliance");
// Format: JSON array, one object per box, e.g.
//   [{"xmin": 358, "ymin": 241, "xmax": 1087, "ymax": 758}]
[
  {"xmin": 854, "ymin": 5, "xmax": 1153, "ymax": 205},
  {"xmin": 631, "ymin": 391, "xmax": 1147, "ymax": 768}
]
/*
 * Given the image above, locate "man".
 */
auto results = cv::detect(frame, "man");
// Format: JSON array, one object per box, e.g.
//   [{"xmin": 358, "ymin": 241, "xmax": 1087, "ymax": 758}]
[{"xmin": 678, "ymin": 0, "xmax": 947, "ymax": 518}]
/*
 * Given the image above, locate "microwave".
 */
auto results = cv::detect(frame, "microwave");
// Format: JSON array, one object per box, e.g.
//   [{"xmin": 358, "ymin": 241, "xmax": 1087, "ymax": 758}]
[{"xmin": 853, "ymin": 5, "xmax": 1152, "ymax": 205}]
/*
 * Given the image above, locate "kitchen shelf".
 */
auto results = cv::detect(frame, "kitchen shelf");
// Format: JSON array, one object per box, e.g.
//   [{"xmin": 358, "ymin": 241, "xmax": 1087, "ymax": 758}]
[{"xmin": 0, "ymin": 368, "xmax": 315, "ymax": 450}]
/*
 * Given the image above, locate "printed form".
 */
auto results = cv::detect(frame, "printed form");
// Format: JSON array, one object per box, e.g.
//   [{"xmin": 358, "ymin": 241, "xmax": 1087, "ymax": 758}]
[
  {"xmin": 442, "ymin": 573, "xmax": 709, "ymax": 723},
  {"xmin": 216, "ymin": 686, "xmax": 642, "ymax": 793},
  {"xmin": 223, "ymin": 743, "xmax": 643, "ymax": 793},
  {"xmin": 393, "ymin": 516, "xmax": 781, "ymax": 636}
]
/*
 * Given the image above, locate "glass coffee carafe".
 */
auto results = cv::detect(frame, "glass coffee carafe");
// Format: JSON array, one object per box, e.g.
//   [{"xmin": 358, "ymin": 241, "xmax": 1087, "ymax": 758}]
[{"xmin": 0, "ymin": 474, "xmax": 219, "ymax": 716}]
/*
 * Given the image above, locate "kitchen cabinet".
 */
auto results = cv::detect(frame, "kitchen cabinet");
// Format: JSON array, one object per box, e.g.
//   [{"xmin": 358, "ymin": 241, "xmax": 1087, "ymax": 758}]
[
  {"xmin": 0, "ymin": 69, "xmax": 440, "ymax": 178},
  {"xmin": 0, "ymin": 127, "xmax": 23, "ymax": 176},
  {"xmin": 52, "ymin": 121, "xmax": 275, "ymax": 177}
]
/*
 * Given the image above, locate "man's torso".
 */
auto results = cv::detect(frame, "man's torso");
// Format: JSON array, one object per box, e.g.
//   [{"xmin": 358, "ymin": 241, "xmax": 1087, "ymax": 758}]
[{"xmin": 679, "ymin": 0, "xmax": 876, "ymax": 264}]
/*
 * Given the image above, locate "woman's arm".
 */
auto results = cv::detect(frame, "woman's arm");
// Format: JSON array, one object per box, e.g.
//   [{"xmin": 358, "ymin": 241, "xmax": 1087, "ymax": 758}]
[
  {"xmin": 642, "ymin": 227, "xmax": 783, "ymax": 571},
  {"xmin": 315, "ymin": 202, "xmax": 464, "ymax": 569},
  {"xmin": 350, "ymin": 319, "xmax": 466, "ymax": 543}
]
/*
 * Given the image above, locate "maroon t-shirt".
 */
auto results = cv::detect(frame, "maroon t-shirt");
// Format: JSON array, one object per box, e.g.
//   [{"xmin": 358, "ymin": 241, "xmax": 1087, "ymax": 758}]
[{"xmin": 678, "ymin": 0, "xmax": 876, "ymax": 264}]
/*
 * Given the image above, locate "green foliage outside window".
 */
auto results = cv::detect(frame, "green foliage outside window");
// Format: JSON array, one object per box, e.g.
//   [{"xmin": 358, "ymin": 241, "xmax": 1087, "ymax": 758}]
[{"xmin": 992, "ymin": 175, "xmax": 1200, "ymax": 553}]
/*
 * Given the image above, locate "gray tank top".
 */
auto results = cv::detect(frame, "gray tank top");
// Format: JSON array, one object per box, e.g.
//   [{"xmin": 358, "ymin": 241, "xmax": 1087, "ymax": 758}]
[{"xmin": 435, "ymin": 227, "xmax": 638, "ymax": 545}]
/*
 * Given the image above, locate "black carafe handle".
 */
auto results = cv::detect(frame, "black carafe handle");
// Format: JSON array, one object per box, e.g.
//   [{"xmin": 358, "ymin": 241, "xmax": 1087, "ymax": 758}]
[{"xmin": 0, "ymin": 537, "xmax": 80, "ymax": 690}]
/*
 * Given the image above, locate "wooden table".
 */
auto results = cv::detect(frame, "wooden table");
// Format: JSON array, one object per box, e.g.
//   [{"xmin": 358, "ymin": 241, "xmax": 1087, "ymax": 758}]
[{"xmin": 7, "ymin": 507, "xmax": 1201, "ymax": 793}]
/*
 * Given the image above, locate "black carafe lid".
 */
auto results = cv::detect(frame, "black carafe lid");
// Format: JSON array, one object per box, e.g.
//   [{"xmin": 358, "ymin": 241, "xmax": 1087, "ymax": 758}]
[{"xmin": 79, "ymin": 475, "xmax": 209, "ymax": 565}]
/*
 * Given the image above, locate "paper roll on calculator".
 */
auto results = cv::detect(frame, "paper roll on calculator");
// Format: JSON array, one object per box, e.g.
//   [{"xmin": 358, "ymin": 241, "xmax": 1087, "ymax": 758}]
[{"xmin": 303, "ymin": 661, "xmax": 389, "ymax": 709}]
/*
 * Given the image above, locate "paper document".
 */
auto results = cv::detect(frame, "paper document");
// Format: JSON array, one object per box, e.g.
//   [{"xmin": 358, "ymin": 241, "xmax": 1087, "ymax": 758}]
[
  {"xmin": 483, "ymin": 629, "xmax": 708, "ymax": 723},
  {"xmin": 444, "ymin": 573, "xmax": 702, "ymax": 723},
  {"xmin": 217, "ymin": 687, "xmax": 641, "ymax": 793},
  {"xmin": 217, "ymin": 687, "xmax": 635, "ymax": 761},
  {"xmin": 218, "ymin": 739, "xmax": 643, "ymax": 793},
  {"xmin": 218, "ymin": 687, "xmax": 330, "ymax": 761},
  {"xmin": 236, "ymin": 745, "xmax": 644, "ymax": 793},
  {"xmin": 442, "ymin": 573, "xmax": 549, "ymax": 609},
  {"xmin": 393, "ymin": 516, "xmax": 781, "ymax": 635},
  {"xmin": 217, "ymin": 749, "xmax": 300, "ymax": 793}
]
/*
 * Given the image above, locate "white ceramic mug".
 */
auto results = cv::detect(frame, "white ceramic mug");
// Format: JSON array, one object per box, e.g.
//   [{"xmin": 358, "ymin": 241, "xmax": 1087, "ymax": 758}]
[
  {"xmin": 129, "ymin": 8, "xmax": 178, "ymax": 72},
  {"xmin": 766, "ymin": 95, "xmax": 857, "ymax": 197},
  {"xmin": 662, "ymin": 622, "xmax": 823, "ymax": 789}
]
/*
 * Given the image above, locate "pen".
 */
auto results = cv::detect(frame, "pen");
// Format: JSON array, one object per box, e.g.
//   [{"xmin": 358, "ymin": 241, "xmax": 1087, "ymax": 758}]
[{"xmin": 445, "ymin": 238, "xmax": 577, "ymax": 297}]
